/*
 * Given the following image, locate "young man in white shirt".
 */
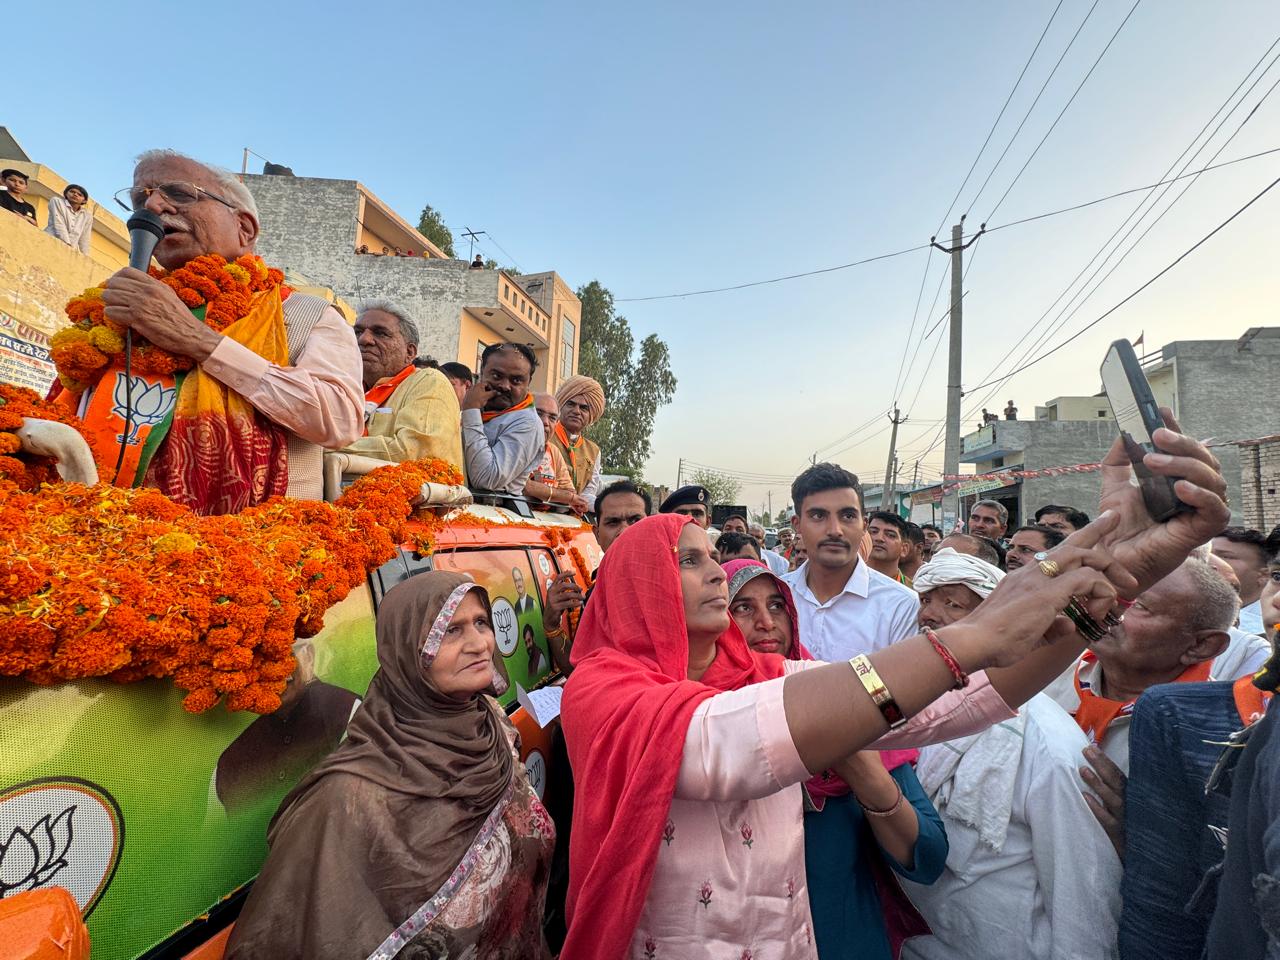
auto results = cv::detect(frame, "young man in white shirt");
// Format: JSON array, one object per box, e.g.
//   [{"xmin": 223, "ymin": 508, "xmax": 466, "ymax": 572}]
[{"xmin": 781, "ymin": 462, "xmax": 918, "ymax": 661}]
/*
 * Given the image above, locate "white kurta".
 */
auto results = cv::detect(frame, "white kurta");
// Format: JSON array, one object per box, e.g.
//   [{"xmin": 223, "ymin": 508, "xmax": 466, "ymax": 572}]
[{"xmin": 902, "ymin": 695, "xmax": 1122, "ymax": 960}]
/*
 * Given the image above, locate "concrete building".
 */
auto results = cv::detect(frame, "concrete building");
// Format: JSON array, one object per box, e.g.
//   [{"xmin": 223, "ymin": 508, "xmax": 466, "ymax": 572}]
[
  {"xmin": 243, "ymin": 173, "xmax": 581, "ymax": 393},
  {"xmin": 959, "ymin": 329, "xmax": 1280, "ymax": 526},
  {"xmin": 1238, "ymin": 435, "xmax": 1280, "ymax": 533}
]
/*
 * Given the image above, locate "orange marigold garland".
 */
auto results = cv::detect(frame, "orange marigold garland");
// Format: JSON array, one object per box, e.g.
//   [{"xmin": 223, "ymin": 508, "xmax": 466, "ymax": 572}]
[
  {"xmin": 0, "ymin": 384, "xmax": 108, "ymax": 490},
  {"xmin": 0, "ymin": 457, "xmax": 462, "ymax": 714},
  {"xmin": 54, "ymin": 254, "xmax": 285, "ymax": 393}
]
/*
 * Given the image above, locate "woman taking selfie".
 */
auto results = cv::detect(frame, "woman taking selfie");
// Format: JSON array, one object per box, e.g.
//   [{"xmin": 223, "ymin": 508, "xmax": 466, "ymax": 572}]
[{"xmin": 559, "ymin": 422, "xmax": 1227, "ymax": 960}]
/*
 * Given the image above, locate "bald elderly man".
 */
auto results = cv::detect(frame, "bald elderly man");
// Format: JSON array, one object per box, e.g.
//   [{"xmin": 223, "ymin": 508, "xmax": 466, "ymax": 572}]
[
  {"xmin": 62, "ymin": 149, "xmax": 362, "ymax": 513},
  {"xmin": 551, "ymin": 374, "xmax": 606, "ymax": 509}
]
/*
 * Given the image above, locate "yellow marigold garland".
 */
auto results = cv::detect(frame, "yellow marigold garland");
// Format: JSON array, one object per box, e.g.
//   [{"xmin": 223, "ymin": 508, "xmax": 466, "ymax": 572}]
[
  {"xmin": 0, "ymin": 457, "xmax": 463, "ymax": 714},
  {"xmin": 54, "ymin": 254, "xmax": 285, "ymax": 394}
]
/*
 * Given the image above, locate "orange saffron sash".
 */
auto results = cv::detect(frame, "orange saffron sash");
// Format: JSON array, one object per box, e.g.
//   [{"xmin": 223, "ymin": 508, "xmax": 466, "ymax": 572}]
[
  {"xmin": 480, "ymin": 392, "xmax": 534, "ymax": 423},
  {"xmin": 364, "ymin": 364, "xmax": 417, "ymax": 409},
  {"xmin": 64, "ymin": 289, "xmax": 292, "ymax": 515},
  {"xmin": 1072, "ymin": 654, "xmax": 1214, "ymax": 745},
  {"xmin": 554, "ymin": 421, "xmax": 581, "ymax": 463},
  {"xmin": 1234, "ymin": 674, "xmax": 1274, "ymax": 727}
]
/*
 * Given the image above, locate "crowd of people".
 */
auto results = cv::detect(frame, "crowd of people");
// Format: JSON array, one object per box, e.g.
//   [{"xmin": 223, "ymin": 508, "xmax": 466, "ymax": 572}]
[{"xmin": 27, "ymin": 149, "xmax": 1280, "ymax": 959}]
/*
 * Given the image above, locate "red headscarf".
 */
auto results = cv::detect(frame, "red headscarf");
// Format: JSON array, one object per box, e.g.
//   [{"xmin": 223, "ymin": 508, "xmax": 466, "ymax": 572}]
[{"xmin": 559, "ymin": 514, "xmax": 785, "ymax": 960}]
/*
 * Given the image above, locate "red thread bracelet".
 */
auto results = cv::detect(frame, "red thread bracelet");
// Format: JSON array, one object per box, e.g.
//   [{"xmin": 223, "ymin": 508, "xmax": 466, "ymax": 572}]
[{"xmin": 925, "ymin": 627, "xmax": 969, "ymax": 689}]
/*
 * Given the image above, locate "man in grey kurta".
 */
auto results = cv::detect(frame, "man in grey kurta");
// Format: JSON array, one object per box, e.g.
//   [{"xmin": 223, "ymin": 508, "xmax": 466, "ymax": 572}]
[{"xmin": 460, "ymin": 342, "xmax": 544, "ymax": 495}]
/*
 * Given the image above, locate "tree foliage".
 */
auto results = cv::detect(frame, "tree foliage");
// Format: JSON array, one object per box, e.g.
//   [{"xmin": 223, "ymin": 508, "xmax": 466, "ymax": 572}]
[
  {"xmin": 417, "ymin": 205, "xmax": 456, "ymax": 258},
  {"xmin": 576, "ymin": 280, "xmax": 677, "ymax": 479},
  {"xmin": 688, "ymin": 468, "xmax": 742, "ymax": 508}
]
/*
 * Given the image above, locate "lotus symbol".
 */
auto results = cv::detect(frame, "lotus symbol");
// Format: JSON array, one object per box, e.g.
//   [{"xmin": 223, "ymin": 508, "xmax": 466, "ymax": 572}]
[
  {"xmin": 0, "ymin": 806, "xmax": 74, "ymax": 897},
  {"xmin": 112, "ymin": 374, "xmax": 176, "ymax": 444}
]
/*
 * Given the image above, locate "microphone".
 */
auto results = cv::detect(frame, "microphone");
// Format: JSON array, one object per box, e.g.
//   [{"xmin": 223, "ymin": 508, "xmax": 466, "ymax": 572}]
[
  {"xmin": 126, "ymin": 209, "xmax": 166, "ymax": 271},
  {"xmin": 112, "ymin": 209, "xmax": 166, "ymax": 483}
]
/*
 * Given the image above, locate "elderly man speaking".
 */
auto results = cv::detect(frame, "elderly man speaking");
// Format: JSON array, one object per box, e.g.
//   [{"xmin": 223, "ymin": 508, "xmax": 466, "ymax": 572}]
[
  {"xmin": 551, "ymin": 374, "xmax": 606, "ymax": 509},
  {"xmin": 51, "ymin": 150, "xmax": 363, "ymax": 514}
]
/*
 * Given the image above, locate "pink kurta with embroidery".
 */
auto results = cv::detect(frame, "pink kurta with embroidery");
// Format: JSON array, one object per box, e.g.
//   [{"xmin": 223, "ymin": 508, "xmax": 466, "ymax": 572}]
[{"xmin": 631, "ymin": 662, "xmax": 1015, "ymax": 960}]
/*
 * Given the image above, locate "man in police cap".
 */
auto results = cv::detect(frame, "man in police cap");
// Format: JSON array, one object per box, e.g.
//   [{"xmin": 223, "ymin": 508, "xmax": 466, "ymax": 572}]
[{"xmin": 659, "ymin": 485, "xmax": 712, "ymax": 528}]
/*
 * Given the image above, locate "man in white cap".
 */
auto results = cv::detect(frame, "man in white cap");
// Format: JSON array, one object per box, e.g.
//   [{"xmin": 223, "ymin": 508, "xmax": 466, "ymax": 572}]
[{"xmin": 901, "ymin": 548, "xmax": 1122, "ymax": 960}]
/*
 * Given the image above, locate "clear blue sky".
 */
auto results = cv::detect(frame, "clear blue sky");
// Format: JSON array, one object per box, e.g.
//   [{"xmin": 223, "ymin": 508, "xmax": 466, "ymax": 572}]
[{"xmin": 11, "ymin": 0, "xmax": 1279, "ymax": 514}]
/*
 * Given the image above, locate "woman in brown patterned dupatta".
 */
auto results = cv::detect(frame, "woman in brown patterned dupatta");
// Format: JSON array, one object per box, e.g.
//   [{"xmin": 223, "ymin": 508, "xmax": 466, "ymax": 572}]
[{"xmin": 227, "ymin": 572, "xmax": 554, "ymax": 959}]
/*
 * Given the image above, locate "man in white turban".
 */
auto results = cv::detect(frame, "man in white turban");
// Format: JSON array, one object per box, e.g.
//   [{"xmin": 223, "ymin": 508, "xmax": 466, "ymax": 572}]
[
  {"xmin": 552, "ymin": 374, "xmax": 607, "ymax": 508},
  {"xmin": 901, "ymin": 548, "xmax": 1122, "ymax": 960}
]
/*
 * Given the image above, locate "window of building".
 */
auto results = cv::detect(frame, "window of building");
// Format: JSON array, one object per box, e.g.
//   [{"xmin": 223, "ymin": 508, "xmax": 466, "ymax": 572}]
[
  {"xmin": 1097, "ymin": 410, "xmax": 1107, "ymax": 418},
  {"xmin": 476, "ymin": 340, "xmax": 490, "ymax": 373},
  {"xmin": 561, "ymin": 318, "xmax": 576, "ymax": 380}
]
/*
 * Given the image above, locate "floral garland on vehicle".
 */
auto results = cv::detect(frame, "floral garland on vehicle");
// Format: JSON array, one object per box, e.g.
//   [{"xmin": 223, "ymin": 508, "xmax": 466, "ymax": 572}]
[
  {"xmin": 0, "ymin": 457, "xmax": 462, "ymax": 714},
  {"xmin": 0, "ymin": 385, "xmax": 109, "ymax": 491},
  {"xmin": 51, "ymin": 254, "xmax": 284, "ymax": 393}
]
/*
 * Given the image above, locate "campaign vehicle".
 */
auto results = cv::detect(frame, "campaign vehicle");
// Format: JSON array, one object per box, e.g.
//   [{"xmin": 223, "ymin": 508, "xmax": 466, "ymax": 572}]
[{"xmin": 0, "ymin": 477, "xmax": 597, "ymax": 960}]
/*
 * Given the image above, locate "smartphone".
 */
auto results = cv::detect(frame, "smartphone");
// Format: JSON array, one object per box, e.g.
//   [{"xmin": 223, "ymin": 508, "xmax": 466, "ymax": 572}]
[{"xmin": 1100, "ymin": 339, "xmax": 1187, "ymax": 522}]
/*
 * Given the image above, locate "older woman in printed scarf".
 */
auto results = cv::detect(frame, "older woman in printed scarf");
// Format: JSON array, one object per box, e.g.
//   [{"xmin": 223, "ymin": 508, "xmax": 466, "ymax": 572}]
[
  {"xmin": 725, "ymin": 559, "xmax": 946, "ymax": 960},
  {"xmin": 552, "ymin": 374, "xmax": 606, "ymax": 508},
  {"xmin": 226, "ymin": 572, "xmax": 554, "ymax": 960},
  {"xmin": 900, "ymin": 549, "xmax": 1121, "ymax": 960},
  {"xmin": 558, "ymin": 418, "xmax": 1228, "ymax": 960}
]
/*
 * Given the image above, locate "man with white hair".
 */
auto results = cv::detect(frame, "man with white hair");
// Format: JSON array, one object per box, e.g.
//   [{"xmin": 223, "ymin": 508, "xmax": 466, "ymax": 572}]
[
  {"xmin": 749, "ymin": 521, "xmax": 789, "ymax": 576},
  {"xmin": 1048, "ymin": 556, "xmax": 1239, "ymax": 775},
  {"xmin": 1119, "ymin": 539, "xmax": 1280, "ymax": 960},
  {"xmin": 337, "ymin": 301, "xmax": 462, "ymax": 470},
  {"xmin": 55, "ymin": 149, "xmax": 363, "ymax": 513},
  {"xmin": 902, "ymin": 548, "xmax": 1122, "ymax": 960}
]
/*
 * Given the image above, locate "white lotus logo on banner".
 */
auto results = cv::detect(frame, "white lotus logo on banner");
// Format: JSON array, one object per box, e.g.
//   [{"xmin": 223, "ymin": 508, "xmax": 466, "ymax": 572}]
[
  {"xmin": 111, "ymin": 374, "xmax": 176, "ymax": 445},
  {"xmin": 0, "ymin": 779, "xmax": 124, "ymax": 916}
]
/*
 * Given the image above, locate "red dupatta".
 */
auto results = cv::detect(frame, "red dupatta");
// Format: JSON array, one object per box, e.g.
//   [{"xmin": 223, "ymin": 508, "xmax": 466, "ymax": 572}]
[{"xmin": 559, "ymin": 514, "xmax": 784, "ymax": 960}]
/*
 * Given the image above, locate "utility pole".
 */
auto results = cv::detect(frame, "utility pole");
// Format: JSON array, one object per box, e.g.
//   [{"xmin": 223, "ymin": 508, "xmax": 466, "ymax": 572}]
[
  {"xmin": 461, "ymin": 228, "xmax": 487, "ymax": 262},
  {"xmin": 767, "ymin": 490, "xmax": 773, "ymax": 523},
  {"xmin": 932, "ymin": 218, "xmax": 985, "ymax": 532},
  {"xmin": 882, "ymin": 406, "xmax": 906, "ymax": 514},
  {"xmin": 676, "ymin": 457, "xmax": 684, "ymax": 489}
]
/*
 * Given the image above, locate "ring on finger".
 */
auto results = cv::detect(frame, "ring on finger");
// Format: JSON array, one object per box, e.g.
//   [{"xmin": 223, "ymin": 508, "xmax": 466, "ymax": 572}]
[{"xmin": 1036, "ymin": 555, "xmax": 1061, "ymax": 578}]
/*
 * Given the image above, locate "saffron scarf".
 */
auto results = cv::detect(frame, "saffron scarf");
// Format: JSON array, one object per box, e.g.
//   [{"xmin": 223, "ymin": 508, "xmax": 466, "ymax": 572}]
[
  {"xmin": 480, "ymin": 392, "xmax": 534, "ymax": 423},
  {"xmin": 560, "ymin": 515, "xmax": 785, "ymax": 960},
  {"xmin": 57, "ymin": 288, "xmax": 292, "ymax": 515},
  {"xmin": 552, "ymin": 422, "xmax": 598, "ymax": 494},
  {"xmin": 363, "ymin": 363, "xmax": 417, "ymax": 409},
  {"xmin": 1235, "ymin": 674, "xmax": 1274, "ymax": 727},
  {"xmin": 1072, "ymin": 651, "xmax": 1214, "ymax": 745}
]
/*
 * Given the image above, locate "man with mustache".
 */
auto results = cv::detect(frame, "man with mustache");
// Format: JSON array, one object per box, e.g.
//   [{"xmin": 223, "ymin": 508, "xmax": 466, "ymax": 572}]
[
  {"xmin": 459, "ymin": 342, "xmax": 544, "ymax": 496},
  {"xmin": 337, "ymin": 301, "xmax": 462, "ymax": 470},
  {"xmin": 782, "ymin": 462, "xmax": 919, "ymax": 660},
  {"xmin": 57, "ymin": 150, "xmax": 363, "ymax": 514},
  {"xmin": 551, "ymin": 374, "xmax": 607, "ymax": 509}
]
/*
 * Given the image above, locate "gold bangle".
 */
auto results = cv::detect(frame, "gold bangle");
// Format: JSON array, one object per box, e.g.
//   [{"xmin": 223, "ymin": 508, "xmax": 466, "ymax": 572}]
[
  {"xmin": 859, "ymin": 782, "xmax": 905, "ymax": 818},
  {"xmin": 544, "ymin": 623, "xmax": 566, "ymax": 640},
  {"xmin": 850, "ymin": 654, "xmax": 907, "ymax": 730}
]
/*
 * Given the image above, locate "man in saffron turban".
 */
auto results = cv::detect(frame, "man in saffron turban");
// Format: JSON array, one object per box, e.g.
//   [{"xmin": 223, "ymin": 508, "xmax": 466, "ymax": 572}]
[
  {"xmin": 51, "ymin": 149, "xmax": 363, "ymax": 515},
  {"xmin": 551, "ymin": 374, "xmax": 606, "ymax": 509}
]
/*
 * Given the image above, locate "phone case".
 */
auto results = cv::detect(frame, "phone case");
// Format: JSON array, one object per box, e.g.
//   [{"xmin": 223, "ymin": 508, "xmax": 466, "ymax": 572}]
[{"xmin": 1102, "ymin": 339, "xmax": 1187, "ymax": 522}]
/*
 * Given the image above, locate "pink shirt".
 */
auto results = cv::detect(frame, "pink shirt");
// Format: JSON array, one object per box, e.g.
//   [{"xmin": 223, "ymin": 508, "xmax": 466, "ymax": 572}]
[
  {"xmin": 631, "ymin": 661, "xmax": 1015, "ymax": 960},
  {"xmin": 200, "ymin": 304, "xmax": 364, "ymax": 449}
]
